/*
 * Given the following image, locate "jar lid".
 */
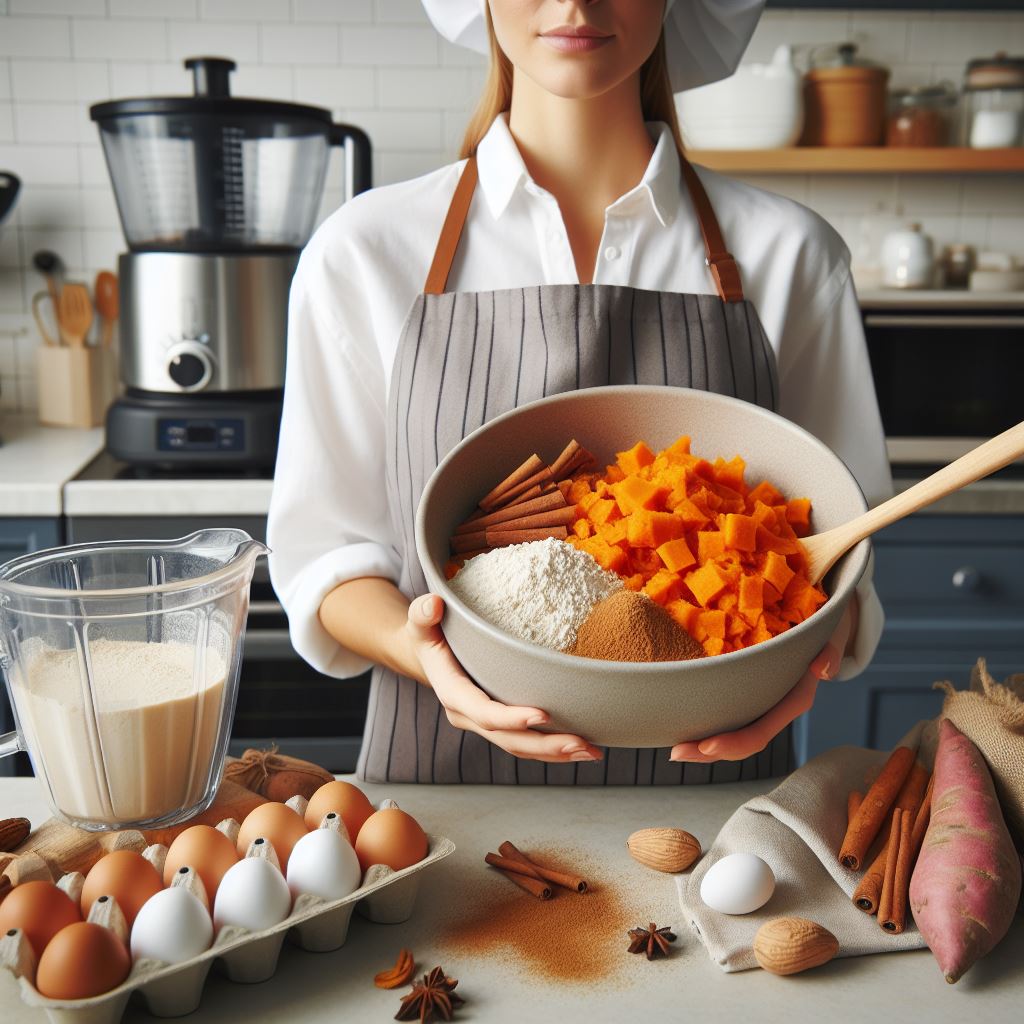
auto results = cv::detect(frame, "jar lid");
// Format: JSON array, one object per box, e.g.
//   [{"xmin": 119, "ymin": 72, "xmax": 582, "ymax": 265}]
[
  {"xmin": 965, "ymin": 52, "xmax": 1024, "ymax": 90},
  {"xmin": 889, "ymin": 82, "xmax": 958, "ymax": 106}
]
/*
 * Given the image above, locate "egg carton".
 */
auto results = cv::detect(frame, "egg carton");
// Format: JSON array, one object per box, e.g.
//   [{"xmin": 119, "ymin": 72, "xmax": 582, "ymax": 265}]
[{"xmin": 0, "ymin": 795, "xmax": 455, "ymax": 1024}]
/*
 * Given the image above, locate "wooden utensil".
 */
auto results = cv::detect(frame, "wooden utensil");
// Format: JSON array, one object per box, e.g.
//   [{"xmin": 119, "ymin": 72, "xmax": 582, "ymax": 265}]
[
  {"xmin": 30, "ymin": 291, "xmax": 59, "ymax": 347},
  {"xmin": 56, "ymin": 282, "xmax": 93, "ymax": 348},
  {"xmin": 804, "ymin": 420, "xmax": 1024, "ymax": 585},
  {"xmin": 94, "ymin": 270, "xmax": 118, "ymax": 349},
  {"xmin": 32, "ymin": 250, "xmax": 63, "ymax": 342}
]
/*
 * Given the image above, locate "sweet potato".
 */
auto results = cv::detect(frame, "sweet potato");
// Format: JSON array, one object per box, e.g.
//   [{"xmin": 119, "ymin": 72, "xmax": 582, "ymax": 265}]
[{"xmin": 908, "ymin": 718, "xmax": 1022, "ymax": 984}]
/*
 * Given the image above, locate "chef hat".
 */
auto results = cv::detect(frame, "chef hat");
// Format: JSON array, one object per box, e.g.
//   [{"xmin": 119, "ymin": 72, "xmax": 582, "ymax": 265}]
[{"xmin": 421, "ymin": 0, "xmax": 766, "ymax": 92}]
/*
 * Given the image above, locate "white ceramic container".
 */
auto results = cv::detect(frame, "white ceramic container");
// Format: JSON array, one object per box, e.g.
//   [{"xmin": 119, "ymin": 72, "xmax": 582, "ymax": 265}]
[{"xmin": 881, "ymin": 223, "xmax": 935, "ymax": 290}]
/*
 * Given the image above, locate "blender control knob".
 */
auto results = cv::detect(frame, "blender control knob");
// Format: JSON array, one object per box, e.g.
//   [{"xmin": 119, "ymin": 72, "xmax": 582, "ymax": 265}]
[{"xmin": 167, "ymin": 344, "xmax": 213, "ymax": 391}]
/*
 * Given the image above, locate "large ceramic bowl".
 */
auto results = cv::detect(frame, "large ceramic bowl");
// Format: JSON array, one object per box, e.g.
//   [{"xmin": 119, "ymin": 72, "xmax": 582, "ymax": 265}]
[{"xmin": 415, "ymin": 386, "xmax": 869, "ymax": 748}]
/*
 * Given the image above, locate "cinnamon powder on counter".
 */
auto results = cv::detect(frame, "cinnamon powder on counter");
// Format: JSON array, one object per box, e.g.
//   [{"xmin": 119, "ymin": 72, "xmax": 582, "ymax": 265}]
[
  {"xmin": 568, "ymin": 590, "xmax": 704, "ymax": 663},
  {"xmin": 439, "ymin": 847, "xmax": 633, "ymax": 983}
]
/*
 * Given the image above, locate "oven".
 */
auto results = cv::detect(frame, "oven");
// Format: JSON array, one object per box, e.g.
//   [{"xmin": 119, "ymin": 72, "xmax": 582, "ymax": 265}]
[{"xmin": 860, "ymin": 296, "xmax": 1024, "ymax": 465}]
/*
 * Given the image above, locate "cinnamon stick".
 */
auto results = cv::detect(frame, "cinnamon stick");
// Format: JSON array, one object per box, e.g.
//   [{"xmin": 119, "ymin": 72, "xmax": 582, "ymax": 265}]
[
  {"xmin": 478, "ymin": 454, "xmax": 544, "ymax": 510},
  {"xmin": 454, "ymin": 490, "xmax": 567, "ymax": 534},
  {"xmin": 876, "ymin": 809, "xmax": 903, "ymax": 928},
  {"xmin": 880, "ymin": 808, "xmax": 914, "ymax": 933},
  {"xmin": 549, "ymin": 439, "xmax": 582, "ymax": 479},
  {"xmin": 450, "ymin": 530, "xmax": 488, "ymax": 554},
  {"xmin": 852, "ymin": 763, "xmax": 930, "ymax": 914},
  {"xmin": 839, "ymin": 745, "xmax": 916, "ymax": 871},
  {"xmin": 487, "ymin": 506, "xmax": 577, "ymax": 534},
  {"xmin": 485, "ymin": 526, "xmax": 568, "ymax": 547},
  {"xmin": 498, "ymin": 841, "xmax": 588, "ymax": 894},
  {"xmin": 556, "ymin": 447, "xmax": 594, "ymax": 480},
  {"xmin": 487, "ymin": 858, "xmax": 552, "ymax": 900},
  {"xmin": 847, "ymin": 791, "xmax": 863, "ymax": 826},
  {"xmin": 909, "ymin": 775, "xmax": 934, "ymax": 862},
  {"xmin": 482, "ymin": 466, "xmax": 555, "ymax": 511}
]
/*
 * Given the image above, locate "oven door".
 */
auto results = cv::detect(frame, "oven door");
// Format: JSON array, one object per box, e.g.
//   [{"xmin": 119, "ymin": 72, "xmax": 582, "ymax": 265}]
[{"xmin": 863, "ymin": 309, "xmax": 1024, "ymax": 462}]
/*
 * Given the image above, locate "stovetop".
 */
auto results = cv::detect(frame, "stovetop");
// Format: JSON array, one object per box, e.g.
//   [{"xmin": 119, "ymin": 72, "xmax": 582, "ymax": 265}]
[{"xmin": 73, "ymin": 451, "xmax": 274, "ymax": 482}]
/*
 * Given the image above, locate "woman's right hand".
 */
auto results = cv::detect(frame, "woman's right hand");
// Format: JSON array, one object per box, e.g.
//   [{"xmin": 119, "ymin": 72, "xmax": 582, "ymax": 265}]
[{"xmin": 406, "ymin": 593, "xmax": 603, "ymax": 764}]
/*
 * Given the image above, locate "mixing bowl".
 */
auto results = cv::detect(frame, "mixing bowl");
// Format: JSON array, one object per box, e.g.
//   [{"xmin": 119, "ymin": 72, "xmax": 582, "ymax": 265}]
[{"xmin": 416, "ymin": 386, "xmax": 869, "ymax": 749}]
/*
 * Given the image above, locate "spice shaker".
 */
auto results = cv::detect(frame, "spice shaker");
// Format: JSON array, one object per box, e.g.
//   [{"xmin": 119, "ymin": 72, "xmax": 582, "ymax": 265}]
[
  {"xmin": 886, "ymin": 83, "xmax": 958, "ymax": 147},
  {"xmin": 939, "ymin": 244, "xmax": 976, "ymax": 289}
]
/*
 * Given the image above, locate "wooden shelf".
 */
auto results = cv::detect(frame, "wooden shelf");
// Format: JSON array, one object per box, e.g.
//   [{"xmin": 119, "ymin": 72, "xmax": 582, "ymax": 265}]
[{"xmin": 686, "ymin": 147, "xmax": 1024, "ymax": 174}]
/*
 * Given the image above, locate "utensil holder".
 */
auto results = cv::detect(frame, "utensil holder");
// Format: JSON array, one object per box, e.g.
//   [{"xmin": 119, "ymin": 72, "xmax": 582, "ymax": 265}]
[{"xmin": 37, "ymin": 346, "xmax": 118, "ymax": 428}]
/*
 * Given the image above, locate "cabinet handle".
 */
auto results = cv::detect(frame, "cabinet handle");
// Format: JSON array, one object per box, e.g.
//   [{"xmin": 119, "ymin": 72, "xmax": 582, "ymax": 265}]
[{"xmin": 951, "ymin": 567, "xmax": 981, "ymax": 592}]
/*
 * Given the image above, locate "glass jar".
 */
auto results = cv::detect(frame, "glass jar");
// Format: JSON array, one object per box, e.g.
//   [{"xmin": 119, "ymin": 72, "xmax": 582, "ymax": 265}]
[
  {"xmin": 961, "ymin": 53, "xmax": 1024, "ymax": 148},
  {"xmin": 885, "ymin": 84, "xmax": 958, "ymax": 147}
]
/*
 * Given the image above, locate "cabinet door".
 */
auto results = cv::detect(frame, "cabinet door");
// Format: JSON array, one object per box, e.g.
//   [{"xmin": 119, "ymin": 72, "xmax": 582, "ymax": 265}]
[{"xmin": 0, "ymin": 518, "xmax": 62, "ymax": 777}]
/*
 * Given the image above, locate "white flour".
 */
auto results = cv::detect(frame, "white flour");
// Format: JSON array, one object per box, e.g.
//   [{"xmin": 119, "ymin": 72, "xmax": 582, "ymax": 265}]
[{"xmin": 449, "ymin": 538, "xmax": 622, "ymax": 651}]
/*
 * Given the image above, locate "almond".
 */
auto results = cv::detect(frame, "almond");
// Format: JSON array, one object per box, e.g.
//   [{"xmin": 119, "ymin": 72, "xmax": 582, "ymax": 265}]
[
  {"xmin": 753, "ymin": 917, "xmax": 839, "ymax": 976},
  {"xmin": 0, "ymin": 818, "xmax": 30, "ymax": 853},
  {"xmin": 626, "ymin": 827, "xmax": 701, "ymax": 873}
]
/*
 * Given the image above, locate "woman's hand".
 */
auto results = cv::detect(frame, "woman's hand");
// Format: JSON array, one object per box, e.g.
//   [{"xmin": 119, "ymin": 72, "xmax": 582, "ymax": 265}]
[
  {"xmin": 669, "ymin": 598, "xmax": 858, "ymax": 764},
  {"xmin": 406, "ymin": 593, "xmax": 604, "ymax": 764}
]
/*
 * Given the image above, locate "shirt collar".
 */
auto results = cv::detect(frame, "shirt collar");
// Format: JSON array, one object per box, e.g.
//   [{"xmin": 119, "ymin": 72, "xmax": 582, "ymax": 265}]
[{"xmin": 475, "ymin": 114, "xmax": 680, "ymax": 228}]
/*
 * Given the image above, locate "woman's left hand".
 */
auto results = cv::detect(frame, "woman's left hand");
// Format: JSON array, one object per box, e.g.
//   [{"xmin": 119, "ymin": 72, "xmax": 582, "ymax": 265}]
[{"xmin": 669, "ymin": 598, "xmax": 858, "ymax": 764}]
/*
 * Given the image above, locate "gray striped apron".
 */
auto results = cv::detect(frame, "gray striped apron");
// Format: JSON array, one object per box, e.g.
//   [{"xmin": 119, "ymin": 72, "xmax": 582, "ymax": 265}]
[{"xmin": 356, "ymin": 154, "xmax": 792, "ymax": 785}]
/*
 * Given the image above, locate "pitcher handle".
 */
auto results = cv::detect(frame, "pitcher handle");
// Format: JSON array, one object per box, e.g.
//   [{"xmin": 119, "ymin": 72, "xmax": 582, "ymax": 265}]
[{"xmin": 0, "ymin": 730, "xmax": 22, "ymax": 759}]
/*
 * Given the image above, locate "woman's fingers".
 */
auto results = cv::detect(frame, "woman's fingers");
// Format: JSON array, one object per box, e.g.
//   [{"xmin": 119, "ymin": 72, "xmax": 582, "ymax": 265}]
[
  {"xmin": 670, "ymin": 667, "xmax": 819, "ymax": 763},
  {"xmin": 446, "ymin": 708, "xmax": 603, "ymax": 763},
  {"xmin": 407, "ymin": 593, "xmax": 549, "ymax": 732}
]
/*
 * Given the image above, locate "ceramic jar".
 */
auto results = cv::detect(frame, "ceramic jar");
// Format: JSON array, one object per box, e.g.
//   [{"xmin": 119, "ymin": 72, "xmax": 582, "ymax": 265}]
[{"xmin": 881, "ymin": 224, "xmax": 935, "ymax": 289}]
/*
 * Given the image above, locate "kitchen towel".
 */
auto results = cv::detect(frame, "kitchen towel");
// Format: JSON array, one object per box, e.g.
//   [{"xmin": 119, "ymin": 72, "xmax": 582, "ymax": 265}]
[{"xmin": 677, "ymin": 719, "xmax": 939, "ymax": 972}]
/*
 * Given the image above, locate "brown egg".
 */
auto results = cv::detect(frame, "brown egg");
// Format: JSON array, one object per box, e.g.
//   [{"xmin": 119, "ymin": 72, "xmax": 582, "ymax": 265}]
[
  {"xmin": 304, "ymin": 781, "xmax": 374, "ymax": 840},
  {"xmin": 236, "ymin": 803, "xmax": 308, "ymax": 871},
  {"xmin": 164, "ymin": 825, "xmax": 238, "ymax": 905},
  {"xmin": 36, "ymin": 921, "xmax": 131, "ymax": 1000},
  {"xmin": 81, "ymin": 851, "xmax": 163, "ymax": 929},
  {"xmin": 0, "ymin": 881, "xmax": 82, "ymax": 958},
  {"xmin": 354, "ymin": 808, "xmax": 428, "ymax": 873}
]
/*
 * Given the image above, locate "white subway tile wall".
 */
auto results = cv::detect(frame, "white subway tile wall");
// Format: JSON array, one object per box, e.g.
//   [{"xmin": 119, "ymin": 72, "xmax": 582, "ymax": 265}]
[{"xmin": 0, "ymin": 4, "xmax": 1022, "ymax": 413}]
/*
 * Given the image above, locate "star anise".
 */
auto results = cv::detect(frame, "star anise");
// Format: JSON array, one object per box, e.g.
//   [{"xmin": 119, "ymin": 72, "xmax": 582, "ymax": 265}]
[
  {"xmin": 394, "ymin": 966, "xmax": 464, "ymax": 1023},
  {"xmin": 627, "ymin": 922, "xmax": 677, "ymax": 960}
]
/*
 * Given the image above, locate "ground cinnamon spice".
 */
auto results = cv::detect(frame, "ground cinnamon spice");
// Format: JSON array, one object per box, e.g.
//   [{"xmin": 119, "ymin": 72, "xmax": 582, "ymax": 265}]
[
  {"xmin": 439, "ymin": 847, "xmax": 633, "ymax": 983},
  {"xmin": 568, "ymin": 590, "xmax": 704, "ymax": 662}
]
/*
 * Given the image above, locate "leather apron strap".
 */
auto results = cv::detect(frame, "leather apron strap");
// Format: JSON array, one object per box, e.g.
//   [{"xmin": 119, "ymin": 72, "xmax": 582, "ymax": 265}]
[{"xmin": 422, "ymin": 151, "xmax": 745, "ymax": 303}]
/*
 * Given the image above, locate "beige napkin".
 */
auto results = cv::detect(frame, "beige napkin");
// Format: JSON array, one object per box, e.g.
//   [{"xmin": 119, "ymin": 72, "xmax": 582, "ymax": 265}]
[{"xmin": 677, "ymin": 721, "xmax": 938, "ymax": 972}]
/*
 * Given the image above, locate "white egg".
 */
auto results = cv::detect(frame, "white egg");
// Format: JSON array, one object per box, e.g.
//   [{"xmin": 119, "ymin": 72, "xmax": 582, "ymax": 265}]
[
  {"xmin": 699, "ymin": 853, "xmax": 776, "ymax": 915},
  {"xmin": 213, "ymin": 857, "xmax": 292, "ymax": 933},
  {"xmin": 286, "ymin": 828, "xmax": 362, "ymax": 902},
  {"xmin": 130, "ymin": 887, "xmax": 213, "ymax": 964}
]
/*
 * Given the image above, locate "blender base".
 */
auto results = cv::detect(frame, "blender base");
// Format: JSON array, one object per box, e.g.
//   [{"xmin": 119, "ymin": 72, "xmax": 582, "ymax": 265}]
[{"xmin": 106, "ymin": 389, "xmax": 283, "ymax": 470}]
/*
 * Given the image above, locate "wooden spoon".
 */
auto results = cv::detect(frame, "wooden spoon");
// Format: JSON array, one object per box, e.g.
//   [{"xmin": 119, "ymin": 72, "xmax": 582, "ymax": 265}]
[
  {"xmin": 804, "ymin": 420, "xmax": 1024, "ymax": 585},
  {"xmin": 57, "ymin": 282, "xmax": 93, "ymax": 349},
  {"xmin": 94, "ymin": 270, "xmax": 119, "ymax": 349}
]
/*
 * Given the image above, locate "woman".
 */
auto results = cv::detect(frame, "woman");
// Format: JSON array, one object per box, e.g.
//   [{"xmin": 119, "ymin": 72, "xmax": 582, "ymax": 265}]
[{"xmin": 267, "ymin": 0, "xmax": 891, "ymax": 785}]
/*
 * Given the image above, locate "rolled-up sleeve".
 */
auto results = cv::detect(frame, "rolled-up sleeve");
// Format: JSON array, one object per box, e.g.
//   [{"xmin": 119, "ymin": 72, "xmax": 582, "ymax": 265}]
[
  {"xmin": 267, "ymin": 255, "xmax": 401, "ymax": 678},
  {"xmin": 777, "ymin": 269, "xmax": 892, "ymax": 680}
]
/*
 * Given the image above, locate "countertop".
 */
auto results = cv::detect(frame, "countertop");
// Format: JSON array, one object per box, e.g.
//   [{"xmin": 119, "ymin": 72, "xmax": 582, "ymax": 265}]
[
  {"xmin": 3, "ymin": 776, "xmax": 1022, "ymax": 1023},
  {"xmin": 0, "ymin": 417, "xmax": 103, "ymax": 517}
]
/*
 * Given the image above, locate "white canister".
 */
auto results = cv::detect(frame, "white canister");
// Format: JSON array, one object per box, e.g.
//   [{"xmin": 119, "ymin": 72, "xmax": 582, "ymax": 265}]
[{"xmin": 881, "ymin": 224, "xmax": 935, "ymax": 290}]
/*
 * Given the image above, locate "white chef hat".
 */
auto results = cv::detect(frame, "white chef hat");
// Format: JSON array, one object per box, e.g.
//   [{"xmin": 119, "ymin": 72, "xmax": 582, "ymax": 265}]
[{"xmin": 421, "ymin": 0, "xmax": 766, "ymax": 92}]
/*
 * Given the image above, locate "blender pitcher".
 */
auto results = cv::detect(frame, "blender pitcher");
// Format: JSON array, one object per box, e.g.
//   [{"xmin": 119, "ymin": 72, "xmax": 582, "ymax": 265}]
[{"xmin": 0, "ymin": 530, "xmax": 267, "ymax": 832}]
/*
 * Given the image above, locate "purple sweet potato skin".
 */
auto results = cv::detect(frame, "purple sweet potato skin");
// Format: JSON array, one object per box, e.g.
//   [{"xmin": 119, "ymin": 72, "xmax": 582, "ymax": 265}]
[{"xmin": 909, "ymin": 718, "xmax": 1022, "ymax": 983}]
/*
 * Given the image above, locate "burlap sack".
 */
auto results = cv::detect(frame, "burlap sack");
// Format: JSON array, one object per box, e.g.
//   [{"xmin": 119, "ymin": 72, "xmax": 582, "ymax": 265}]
[{"xmin": 937, "ymin": 657, "xmax": 1024, "ymax": 850}]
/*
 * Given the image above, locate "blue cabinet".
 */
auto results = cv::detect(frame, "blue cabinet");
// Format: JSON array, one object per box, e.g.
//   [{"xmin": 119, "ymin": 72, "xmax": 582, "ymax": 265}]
[
  {"xmin": 0, "ymin": 517, "xmax": 62, "ymax": 777},
  {"xmin": 797, "ymin": 515, "xmax": 1024, "ymax": 763}
]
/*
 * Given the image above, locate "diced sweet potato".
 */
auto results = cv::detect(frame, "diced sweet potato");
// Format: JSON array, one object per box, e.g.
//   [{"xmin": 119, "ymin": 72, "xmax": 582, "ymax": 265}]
[
  {"xmin": 762, "ymin": 550, "xmax": 795, "ymax": 595},
  {"xmin": 623, "ymin": 573, "xmax": 645, "ymax": 592},
  {"xmin": 713, "ymin": 455, "xmax": 745, "ymax": 492},
  {"xmin": 572, "ymin": 519, "xmax": 592, "ymax": 540},
  {"xmin": 568, "ymin": 479, "xmax": 592, "ymax": 504},
  {"xmin": 644, "ymin": 570, "xmax": 682, "ymax": 606},
  {"xmin": 612, "ymin": 475, "xmax": 669, "ymax": 514},
  {"xmin": 668, "ymin": 495, "xmax": 709, "ymax": 527},
  {"xmin": 738, "ymin": 574, "xmax": 764, "ymax": 622},
  {"xmin": 657, "ymin": 537, "xmax": 696, "ymax": 573},
  {"xmin": 685, "ymin": 562, "xmax": 729, "ymax": 607},
  {"xmin": 786, "ymin": 497, "xmax": 812, "ymax": 537},
  {"xmin": 616, "ymin": 441, "xmax": 656, "ymax": 476},
  {"xmin": 599, "ymin": 519, "xmax": 628, "ymax": 546},
  {"xmin": 697, "ymin": 609, "xmax": 727, "ymax": 640},
  {"xmin": 667, "ymin": 599, "xmax": 701, "ymax": 635},
  {"xmin": 627, "ymin": 510, "xmax": 685, "ymax": 548},
  {"xmin": 604, "ymin": 464, "xmax": 625, "ymax": 483},
  {"xmin": 723, "ymin": 513, "xmax": 757, "ymax": 552},
  {"xmin": 588, "ymin": 498, "xmax": 622, "ymax": 526},
  {"xmin": 697, "ymin": 531, "xmax": 726, "ymax": 564}
]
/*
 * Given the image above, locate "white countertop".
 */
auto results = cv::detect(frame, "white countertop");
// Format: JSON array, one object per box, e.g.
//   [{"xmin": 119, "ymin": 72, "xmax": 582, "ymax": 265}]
[
  {"xmin": 2, "ymin": 775, "xmax": 1022, "ymax": 1023},
  {"xmin": 859, "ymin": 289, "xmax": 1024, "ymax": 309},
  {"xmin": 62, "ymin": 477, "xmax": 274, "ymax": 518},
  {"xmin": 0, "ymin": 417, "xmax": 104, "ymax": 517}
]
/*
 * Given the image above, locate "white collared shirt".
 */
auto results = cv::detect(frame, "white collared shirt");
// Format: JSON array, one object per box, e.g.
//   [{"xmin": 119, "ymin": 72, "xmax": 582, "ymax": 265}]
[{"xmin": 268, "ymin": 114, "xmax": 891, "ymax": 682}]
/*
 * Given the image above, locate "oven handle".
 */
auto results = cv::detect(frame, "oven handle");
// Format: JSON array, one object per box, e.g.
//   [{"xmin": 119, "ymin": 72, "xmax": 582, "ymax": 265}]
[
  {"xmin": 243, "ymin": 628, "xmax": 295, "ymax": 657},
  {"xmin": 864, "ymin": 314, "xmax": 1024, "ymax": 329},
  {"xmin": 247, "ymin": 599, "xmax": 285, "ymax": 616}
]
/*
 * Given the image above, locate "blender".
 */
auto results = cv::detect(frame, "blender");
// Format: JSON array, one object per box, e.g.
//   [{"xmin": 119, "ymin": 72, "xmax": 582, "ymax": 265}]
[
  {"xmin": 90, "ymin": 57, "xmax": 371, "ymax": 469},
  {"xmin": 0, "ymin": 530, "xmax": 267, "ymax": 831}
]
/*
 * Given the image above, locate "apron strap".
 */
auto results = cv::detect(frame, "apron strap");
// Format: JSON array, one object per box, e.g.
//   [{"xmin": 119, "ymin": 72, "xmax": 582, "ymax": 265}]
[
  {"xmin": 423, "ymin": 150, "xmax": 745, "ymax": 303},
  {"xmin": 679, "ymin": 156, "xmax": 745, "ymax": 303},
  {"xmin": 424, "ymin": 157, "xmax": 479, "ymax": 295}
]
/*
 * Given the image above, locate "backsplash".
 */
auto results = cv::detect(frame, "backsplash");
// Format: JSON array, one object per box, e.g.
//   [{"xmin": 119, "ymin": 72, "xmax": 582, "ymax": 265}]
[{"xmin": 1, "ymin": 2, "xmax": 1023, "ymax": 413}]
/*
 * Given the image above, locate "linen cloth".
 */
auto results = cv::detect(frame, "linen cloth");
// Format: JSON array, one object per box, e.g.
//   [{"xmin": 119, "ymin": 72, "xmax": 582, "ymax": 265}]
[{"xmin": 678, "ymin": 721, "xmax": 940, "ymax": 971}]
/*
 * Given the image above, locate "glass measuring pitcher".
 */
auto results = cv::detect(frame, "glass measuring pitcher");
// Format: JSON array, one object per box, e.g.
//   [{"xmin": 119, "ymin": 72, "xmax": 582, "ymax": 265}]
[{"xmin": 0, "ymin": 530, "xmax": 267, "ymax": 832}]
